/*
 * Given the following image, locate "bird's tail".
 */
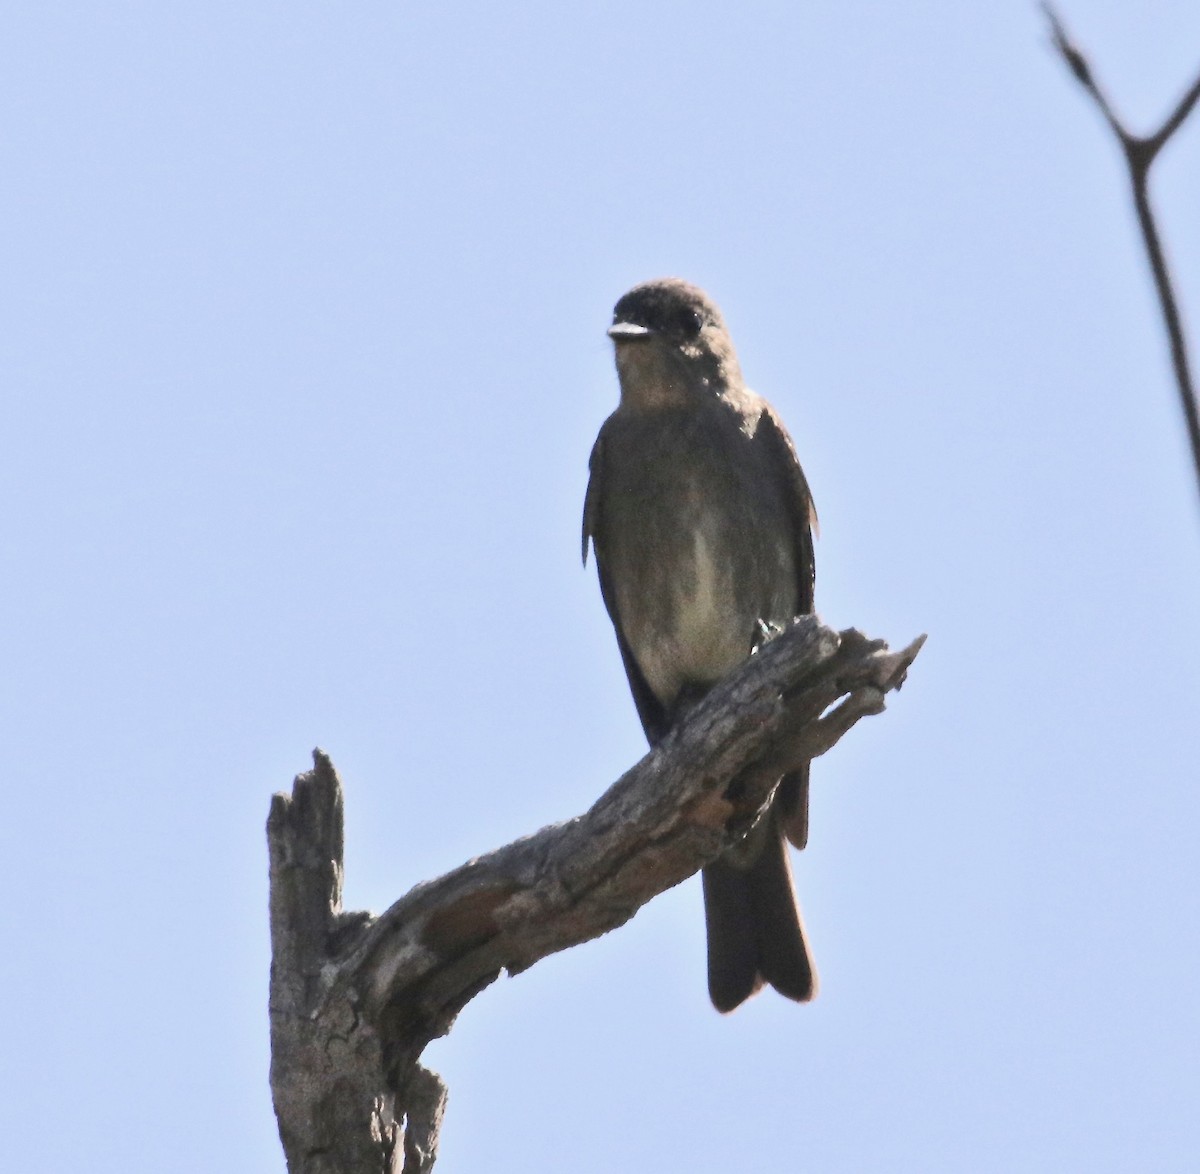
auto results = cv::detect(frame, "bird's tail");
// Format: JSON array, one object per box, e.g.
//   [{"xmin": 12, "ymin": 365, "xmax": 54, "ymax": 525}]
[
  {"xmin": 702, "ymin": 815, "xmax": 816, "ymax": 1013},
  {"xmin": 776, "ymin": 765, "xmax": 811, "ymax": 849}
]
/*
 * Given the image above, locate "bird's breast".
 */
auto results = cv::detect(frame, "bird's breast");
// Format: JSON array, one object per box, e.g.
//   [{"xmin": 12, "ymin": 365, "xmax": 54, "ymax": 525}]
[
  {"xmin": 611, "ymin": 502, "xmax": 796, "ymax": 709},
  {"xmin": 594, "ymin": 403, "xmax": 800, "ymax": 712},
  {"xmin": 631, "ymin": 522, "xmax": 748, "ymax": 702}
]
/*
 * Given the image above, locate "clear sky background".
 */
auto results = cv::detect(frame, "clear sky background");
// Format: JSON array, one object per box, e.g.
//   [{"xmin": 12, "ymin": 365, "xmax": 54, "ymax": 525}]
[{"xmin": 3, "ymin": 3, "xmax": 1199, "ymax": 1171}]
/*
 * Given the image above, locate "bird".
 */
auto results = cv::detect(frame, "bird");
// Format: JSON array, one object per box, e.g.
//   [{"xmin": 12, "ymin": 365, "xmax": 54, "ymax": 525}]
[{"xmin": 582, "ymin": 277, "xmax": 819, "ymax": 1012}]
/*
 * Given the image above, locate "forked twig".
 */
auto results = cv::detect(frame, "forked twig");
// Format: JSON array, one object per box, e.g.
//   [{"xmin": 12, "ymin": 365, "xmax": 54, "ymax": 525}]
[{"xmin": 1044, "ymin": 4, "xmax": 1200, "ymax": 509}]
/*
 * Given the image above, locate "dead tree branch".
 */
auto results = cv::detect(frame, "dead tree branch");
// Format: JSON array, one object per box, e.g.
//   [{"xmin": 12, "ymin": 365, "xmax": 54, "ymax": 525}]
[
  {"xmin": 1044, "ymin": 4, "xmax": 1200, "ymax": 510},
  {"xmin": 268, "ymin": 617, "xmax": 925, "ymax": 1172}
]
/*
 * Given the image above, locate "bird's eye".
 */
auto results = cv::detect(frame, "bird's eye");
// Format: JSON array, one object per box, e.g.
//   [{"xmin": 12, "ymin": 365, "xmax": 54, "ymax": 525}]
[{"xmin": 681, "ymin": 308, "xmax": 704, "ymax": 338}]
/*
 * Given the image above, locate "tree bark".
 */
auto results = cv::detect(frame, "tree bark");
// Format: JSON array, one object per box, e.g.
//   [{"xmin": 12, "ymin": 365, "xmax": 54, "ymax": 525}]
[{"xmin": 268, "ymin": 616, "xmax": 924, "ymax": 1172}]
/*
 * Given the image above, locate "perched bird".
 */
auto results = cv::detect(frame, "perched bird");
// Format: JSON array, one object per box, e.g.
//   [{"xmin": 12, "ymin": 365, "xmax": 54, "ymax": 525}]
[{"xmin": 583, "ymin": 278, "xmax": 819, "ymax": 1012}]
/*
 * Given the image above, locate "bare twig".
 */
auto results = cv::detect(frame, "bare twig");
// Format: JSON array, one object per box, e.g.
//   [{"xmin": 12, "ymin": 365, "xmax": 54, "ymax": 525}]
[
  {"xmin": 267, "ymin": 617, "xmax": 924, "ymax": 1172},
  {"xmin": 1044, "ymin": 4, "xmax": 1200, "ymax": 510}
]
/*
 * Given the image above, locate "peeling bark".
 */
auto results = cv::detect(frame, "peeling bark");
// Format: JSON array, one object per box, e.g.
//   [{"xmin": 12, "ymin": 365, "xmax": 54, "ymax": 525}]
[{"xmin": 268, "ymin": 617, "xmax": 924, "ymax": 1171}]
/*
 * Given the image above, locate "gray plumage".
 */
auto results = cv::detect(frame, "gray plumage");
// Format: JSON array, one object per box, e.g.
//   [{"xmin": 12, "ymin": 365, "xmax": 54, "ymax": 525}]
[{"xmin": 583, "ymin": 278, "xmax": 819, "ymax": 1012}]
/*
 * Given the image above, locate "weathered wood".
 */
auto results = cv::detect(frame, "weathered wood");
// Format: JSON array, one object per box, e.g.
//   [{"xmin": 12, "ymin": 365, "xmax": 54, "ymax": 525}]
[
  {"xmin": 268, "ymin": 757, "xmax": 401, "ymax": 1173},
  {"xmin": 267, "ymin": 617, "xmax": 924, "ymax": 1171}
]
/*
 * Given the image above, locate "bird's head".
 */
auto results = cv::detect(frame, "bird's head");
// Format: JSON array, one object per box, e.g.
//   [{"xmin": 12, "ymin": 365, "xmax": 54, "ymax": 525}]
[{"xmin": 608, "ymin": 278, "xmax": 742, "ymax": 406}]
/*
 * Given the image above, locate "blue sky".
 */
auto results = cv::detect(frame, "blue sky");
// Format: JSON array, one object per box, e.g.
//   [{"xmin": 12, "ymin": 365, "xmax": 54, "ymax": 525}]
[{"xmin": 3, "ymin": 3, "xmax": 1199, "ymax": 1171}]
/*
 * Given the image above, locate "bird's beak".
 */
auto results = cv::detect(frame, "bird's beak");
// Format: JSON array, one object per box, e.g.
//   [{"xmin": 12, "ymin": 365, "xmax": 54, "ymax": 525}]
[{"xmin": 607, "ymin": 321, "xmax": 653, "ymax": 342}]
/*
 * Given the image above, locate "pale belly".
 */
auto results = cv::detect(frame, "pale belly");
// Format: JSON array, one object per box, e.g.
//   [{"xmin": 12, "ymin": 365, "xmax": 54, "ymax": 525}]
[
  {"xmin": 614, "ymin": 521, "xmax": 797, "ymax": 709},
  {"xmin": 594, "ymin": 400, "xmax": 804, "ymax": 716}
]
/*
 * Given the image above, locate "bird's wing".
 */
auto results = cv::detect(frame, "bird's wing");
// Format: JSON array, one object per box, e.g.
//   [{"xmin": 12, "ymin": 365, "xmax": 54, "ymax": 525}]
[
  {"xmin": 755, "ymin": 402, "xmax": 817, "ymax": 614},
  {"xmin": 582, "ymin": 430, "xmax": 671, "ymax": 744},
  {"xmin": 581, "ymin": 432, "xmax": 602, "ymax": 566},
  {"xmin": 753, "ymin": 402, "xmax": 817, "ymax": 847}
]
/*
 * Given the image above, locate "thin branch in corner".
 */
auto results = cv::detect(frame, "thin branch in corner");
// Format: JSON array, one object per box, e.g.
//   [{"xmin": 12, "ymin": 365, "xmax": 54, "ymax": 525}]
[{"xmin": 1043, "ymin": 4, "xmax": 1200, "ymax": 513}]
